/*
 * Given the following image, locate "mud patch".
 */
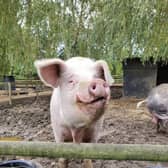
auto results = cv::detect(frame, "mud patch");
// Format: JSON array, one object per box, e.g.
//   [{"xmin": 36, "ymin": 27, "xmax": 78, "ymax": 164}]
[{"xmin": 0, "ymin": 97, "xmax": 168, "ymax": 168}]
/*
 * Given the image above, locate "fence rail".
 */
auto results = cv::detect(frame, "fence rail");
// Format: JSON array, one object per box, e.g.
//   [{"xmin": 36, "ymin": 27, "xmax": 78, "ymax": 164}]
[
  {"xmin": 0, "ymin": 76, "xmax": 123, "ymax": 104},
  {"xmin": 0, "ymin": 141, "xmax": 168, "ymax": 161},
  {"xmin": 0, "ymin": 80, "xmax": 51, "ymax": 104}
]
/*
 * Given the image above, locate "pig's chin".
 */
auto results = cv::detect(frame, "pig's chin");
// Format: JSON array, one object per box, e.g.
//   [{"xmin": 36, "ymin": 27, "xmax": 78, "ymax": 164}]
[{"xmin": 76, "ymin": 96, "xmax": 107, "ymax": 123}]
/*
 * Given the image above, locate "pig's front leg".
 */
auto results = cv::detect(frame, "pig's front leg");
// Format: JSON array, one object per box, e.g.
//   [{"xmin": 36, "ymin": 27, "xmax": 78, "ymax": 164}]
[
  {"xmin": 54, "ymin": 129, "xmax": 69, "ymax": 168},
  {"xmin": 70, "ymin": 128, "xmax": 94, "ymax": 168},
  {"xmin": 83, "ymin": 159, "xmax": 93, "ymax": 168},
  {"xmin": 71, "ymin": 128, "xmax": 85, "ymax": 143},
  {"xmin": 83, "ymin": 119, "xmax": 104, "ymax": 168},
  {"xmin": 83, "ymin": 132, "xmax": 95, "ymax": 168}
]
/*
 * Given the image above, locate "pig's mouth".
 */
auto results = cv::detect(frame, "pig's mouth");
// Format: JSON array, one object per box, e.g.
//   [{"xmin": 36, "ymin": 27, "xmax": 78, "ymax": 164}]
[
  {"xmin": 76, "ymin": 95, "xmax": 106, "ymax": 105},
  {"xmin": 89, "ymin": 97, "xmax": 106, "ymax": 104}
]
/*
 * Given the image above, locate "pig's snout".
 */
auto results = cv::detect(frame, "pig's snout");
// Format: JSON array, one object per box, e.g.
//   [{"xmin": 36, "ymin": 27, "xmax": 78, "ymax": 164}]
[
  {"xmin": 88, "ymin": 79, "xmax": 109, "ymax": 98},
  {"xmin": 76, "ymin": 79, "xmax": 110, "ymax": 104}
]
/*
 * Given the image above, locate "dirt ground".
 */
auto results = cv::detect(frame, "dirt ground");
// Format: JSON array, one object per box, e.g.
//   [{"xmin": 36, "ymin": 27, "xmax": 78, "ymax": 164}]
[{"xmin": 0, "ymin": 94, "xmax": 168, "ymax": 168}]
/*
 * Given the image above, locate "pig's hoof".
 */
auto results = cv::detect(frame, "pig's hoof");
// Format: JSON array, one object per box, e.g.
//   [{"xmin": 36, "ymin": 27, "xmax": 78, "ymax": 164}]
[
  {"xmin": 83, "ymin": 159, "xmax": 93, "ymax": 168},
  {"xmin": 58, "ymin": 158, "xmax": 68, "ymax": 168}
]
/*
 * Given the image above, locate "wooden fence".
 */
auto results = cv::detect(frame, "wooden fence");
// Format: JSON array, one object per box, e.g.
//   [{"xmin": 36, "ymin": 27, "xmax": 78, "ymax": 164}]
[
  {"xmin": 0, "ymin": 76, "xmax": 123, "ymax": 104},
  {"xmin": 0, "ymin": 141, "xmax": 167, "ymax": 161},
  {"xmin": 0, "ymin": 80, "xmax": 51, "ymax": 104}
]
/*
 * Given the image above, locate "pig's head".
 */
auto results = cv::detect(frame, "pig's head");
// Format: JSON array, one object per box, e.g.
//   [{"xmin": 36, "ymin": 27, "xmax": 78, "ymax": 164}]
[{"xmin": 35, "ymin": 57, "xmax": 114, "ymax": 127}]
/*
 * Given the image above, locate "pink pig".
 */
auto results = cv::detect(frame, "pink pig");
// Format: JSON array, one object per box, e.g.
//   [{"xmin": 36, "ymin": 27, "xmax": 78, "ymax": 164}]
[{"xmin": 35, "ymin": 57, "xmax": 114, "ymax": 168}]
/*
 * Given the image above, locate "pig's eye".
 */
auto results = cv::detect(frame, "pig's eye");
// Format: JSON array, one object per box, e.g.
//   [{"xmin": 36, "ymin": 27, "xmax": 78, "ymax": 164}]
[
  {"xmin": 68, "ymin": 80, "xmax": 74, "ymax": 84},
  {"xmin": 67, "ymin": 76, "xmax": 79, "ymax": 86},
  {"xmin": 68, "ymin": 79, "xmax": 77, "ymax": 85}
]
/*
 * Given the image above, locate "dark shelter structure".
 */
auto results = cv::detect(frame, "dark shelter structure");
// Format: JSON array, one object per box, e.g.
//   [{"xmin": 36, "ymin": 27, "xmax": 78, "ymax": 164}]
[
  {"xmin": 123, "ymin": 58, "xmax": 168, "ymax": 98},
  {"xmin": 157, "ymin": 62, "xmax": 168, "ymax": 85}
]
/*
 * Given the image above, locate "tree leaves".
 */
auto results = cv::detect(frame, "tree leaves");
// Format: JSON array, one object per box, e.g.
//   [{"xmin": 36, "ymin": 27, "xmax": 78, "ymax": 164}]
[{"xmin": 0, "ymin": 0, "xmax": 168, "ymax": 77}]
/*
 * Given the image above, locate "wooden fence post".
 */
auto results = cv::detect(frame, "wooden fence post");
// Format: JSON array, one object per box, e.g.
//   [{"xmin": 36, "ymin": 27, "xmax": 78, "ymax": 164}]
[{"xmin": 8, "ymin": 82, "xmax": 12, "ymax": 105}]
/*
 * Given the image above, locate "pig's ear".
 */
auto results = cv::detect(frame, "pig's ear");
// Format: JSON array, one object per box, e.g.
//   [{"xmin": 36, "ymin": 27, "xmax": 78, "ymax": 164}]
[
  {"xmin": 34, "ymin": 59, "xmax": 67, "ymax": 88},
  {"xmin": 94, "ymin": 60, "xmax": 114, "ymax": 86}
]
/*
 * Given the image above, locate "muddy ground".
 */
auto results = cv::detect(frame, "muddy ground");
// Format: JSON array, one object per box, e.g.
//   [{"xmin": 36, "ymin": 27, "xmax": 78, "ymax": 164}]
[{"xmin": 0, "ymin": 95, "xmax": 168, "ymax": 168}]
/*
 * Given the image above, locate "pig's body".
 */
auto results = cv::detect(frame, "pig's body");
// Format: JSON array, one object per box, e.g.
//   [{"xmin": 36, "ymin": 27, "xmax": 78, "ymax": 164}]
[
  {"xmin": 35, "ymin": 57, "xmax": 114, "ymax": 167},
  {"xmin": 137, "ymin": 84, "xmax": 168, "ymax": 132},
  {"xmin": 147, "ymin": 84, "xmax": 168, "ymax": 119}
]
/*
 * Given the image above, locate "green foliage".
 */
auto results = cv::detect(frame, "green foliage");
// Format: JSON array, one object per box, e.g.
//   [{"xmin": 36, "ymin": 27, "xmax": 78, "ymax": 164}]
[
  {"xmin": 0, "ymin": 0, "xmax": 167, "ymax": 78},
  {"xmin": 91, "ymin": 0, "xmax": 168, "ymax": 63}
]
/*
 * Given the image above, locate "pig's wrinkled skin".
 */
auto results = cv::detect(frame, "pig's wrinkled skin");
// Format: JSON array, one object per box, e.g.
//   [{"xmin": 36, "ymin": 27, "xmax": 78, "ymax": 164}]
[
  {"xmin": 137, "ymin": 84, "xmax": 168, "ymax": 133},
  {"xmin": 35, "ymin": 57, "xmax": 114, "ymax": 168}
]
